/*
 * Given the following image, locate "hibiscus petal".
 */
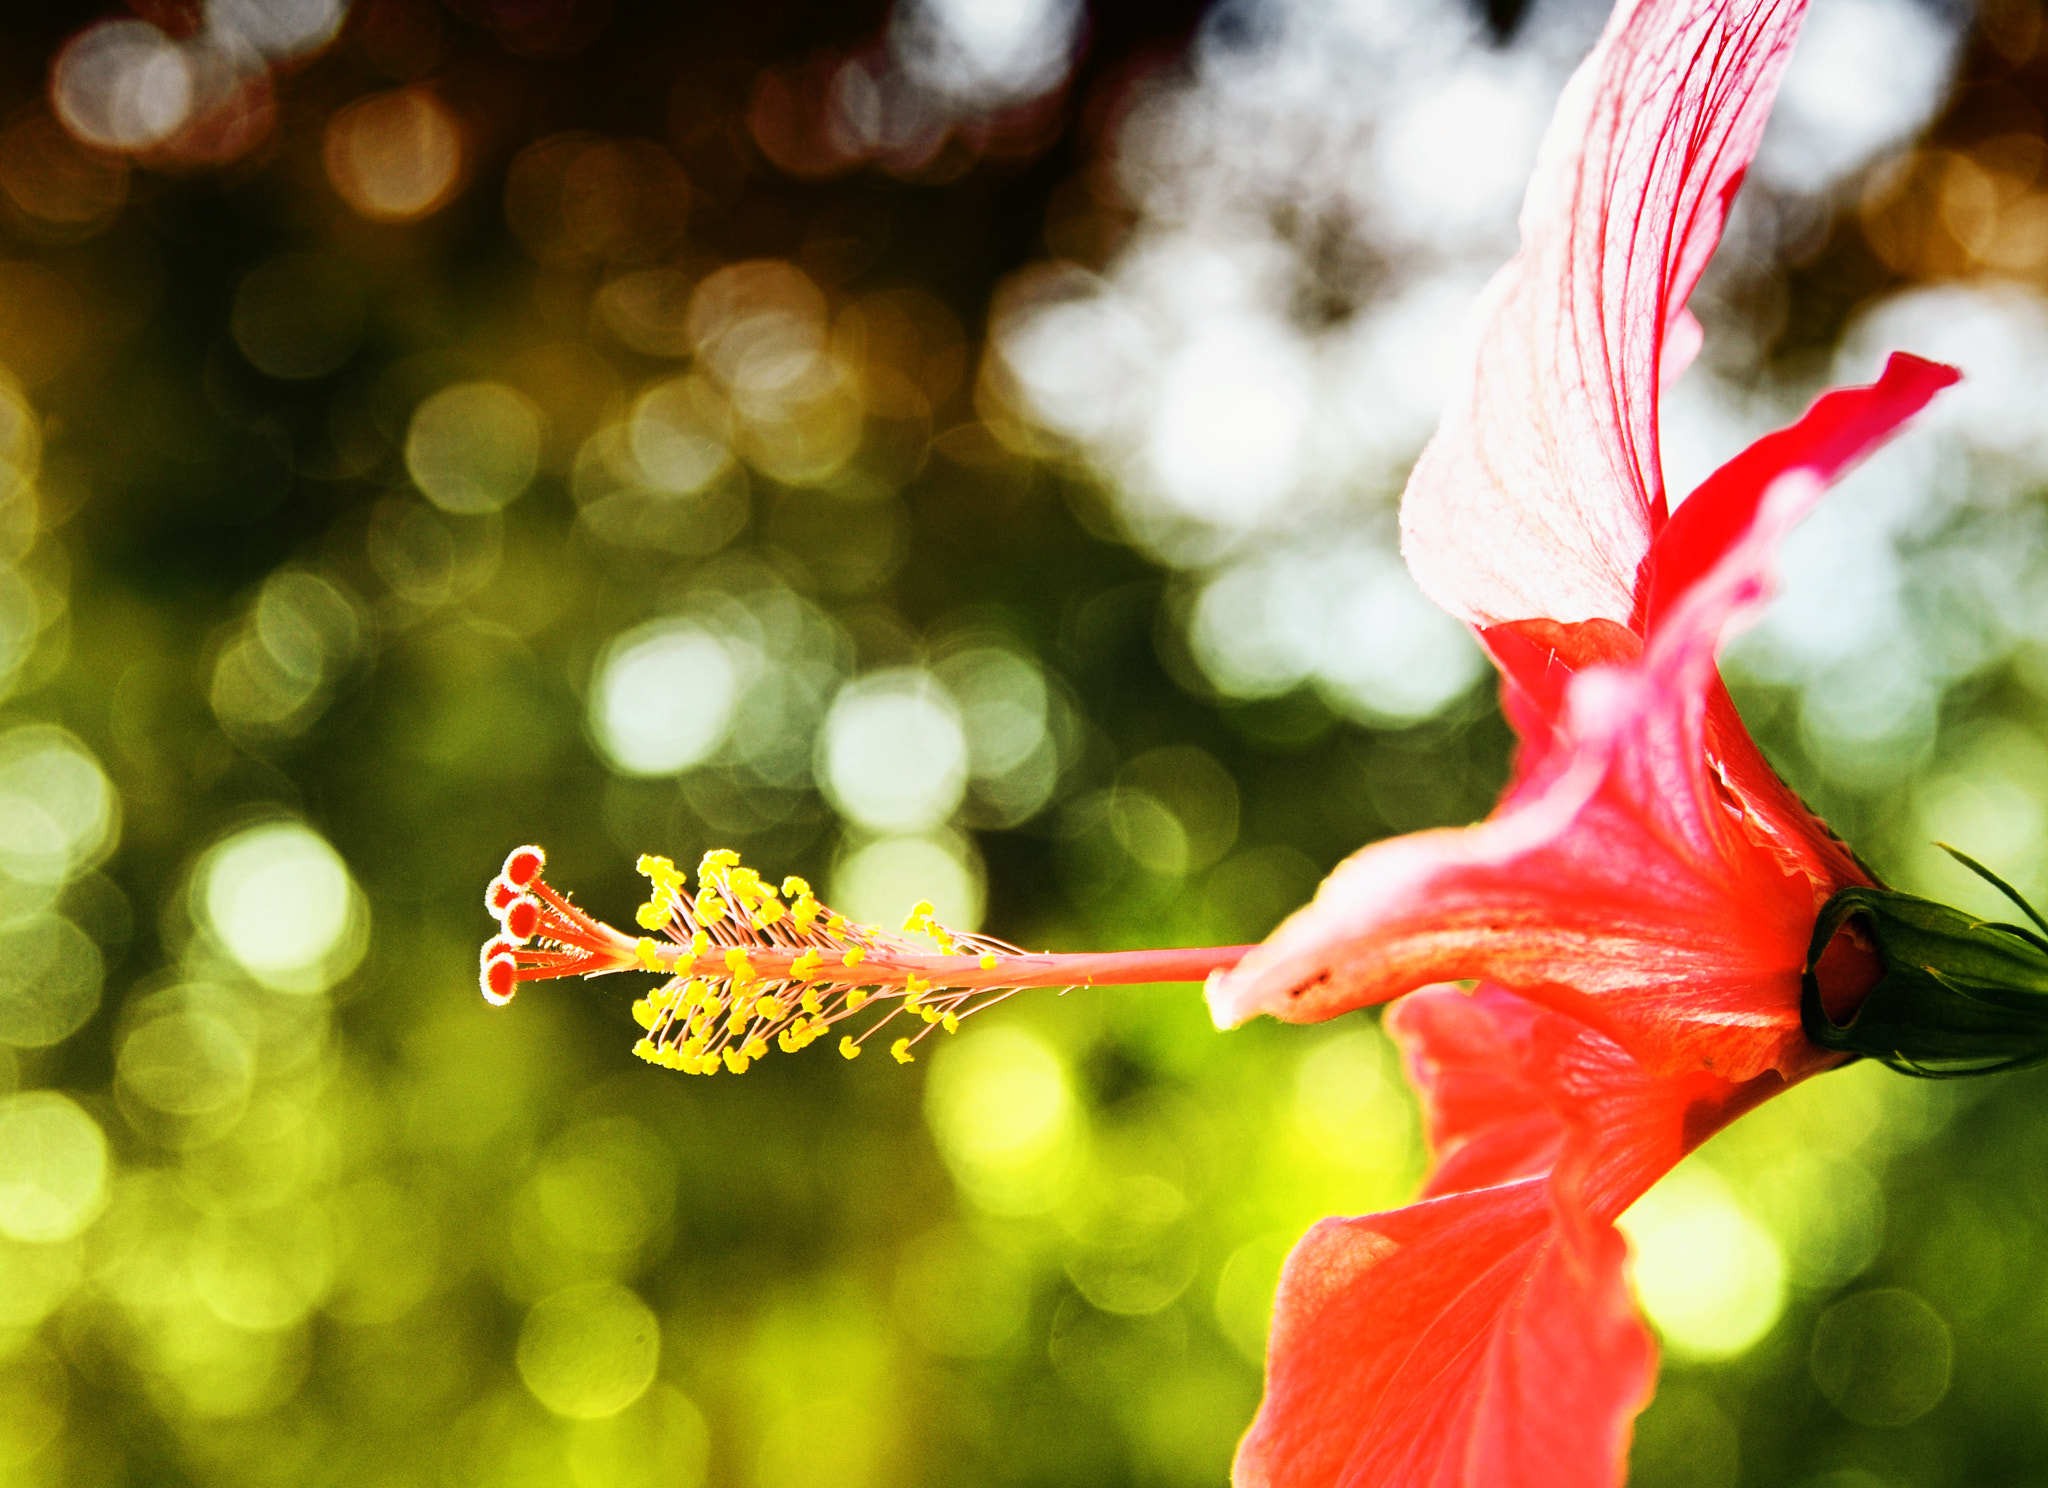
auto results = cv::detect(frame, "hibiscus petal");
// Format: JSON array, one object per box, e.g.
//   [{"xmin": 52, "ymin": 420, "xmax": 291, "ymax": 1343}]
[
  {"xmin": 1204, "ymin": 587, "xmax": 1815, "ymax": 1080},
  {"xmin": 1386, "ymin": 986, "xmax": 1568, "ymax": 1198},
  {"xmin": 1238, "ymin": 988, "xmax": 1779, "ymax": 1488},
  {"xmin": 1235, "ymin": 1185, "xmax": 1652, "ymax": 1488},
  {"xmin": 1641, "ymin": 351, "xmax": 1960, "ymax": 630},
  {"xmin": 1219, "ymin": 338, "xmax": 1955, "ymax": 1078},
  {"xmin": 1478, "ymin": 617, "xmax": 1642, "ymax": 785},
  {"xmin": 1241, "ymin": 995, "xmax": 1677, "ymax": 1488},
  {"xmin": 1401, "ymin": 0, "xmax": 1805, "ymax": 630},
  {"xmin": 1209, "ymin": 464, "xmax": 1868, "ymax": 1082}
]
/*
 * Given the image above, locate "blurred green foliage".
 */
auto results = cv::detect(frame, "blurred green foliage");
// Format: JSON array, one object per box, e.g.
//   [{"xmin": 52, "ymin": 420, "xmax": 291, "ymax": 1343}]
[{"xmin": 0, "ymin": 2, "xmax": 2046, "ymax": 1487}]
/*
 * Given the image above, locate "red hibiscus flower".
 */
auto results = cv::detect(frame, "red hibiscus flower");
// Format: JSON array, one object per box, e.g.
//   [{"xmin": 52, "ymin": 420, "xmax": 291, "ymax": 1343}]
[{"xmin": 1201, "ymin": 0, "xmax": 1959, "ymax": 1482}]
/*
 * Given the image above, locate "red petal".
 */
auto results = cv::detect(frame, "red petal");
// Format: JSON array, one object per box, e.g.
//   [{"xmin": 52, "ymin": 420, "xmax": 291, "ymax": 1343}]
[
  {"xmin": 1237, "ymin": 1185, "xmax": 1652, "ymax": 1488},
  {"xmin": 1241, "ymin": 990, "xmax": 1780, "ymax": 1488},
  {"xmin": 1212, "ymin": 457, "xmax": 1877, "ymax": 1084},
  {"xmin": 1386, "ymin": 987, "xmax": 1568, "ymax": 1199},
  {"xmin": 1641, "ymin": 352, "xmax": 1960, "ymax": 631},
  {"xmin": 1402, "ymin": 0, "xmax": 1806, "ymax": 630},
  {"xmin": 1479, "ymin": 618, "xmax": 1642, "ymax": 786}
]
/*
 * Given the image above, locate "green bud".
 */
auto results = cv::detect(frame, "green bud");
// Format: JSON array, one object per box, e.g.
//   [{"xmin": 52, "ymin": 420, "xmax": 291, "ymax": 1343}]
[{"xmin": 1802, "ymin": 846, "xmax": 2048, "ymax": 1078}]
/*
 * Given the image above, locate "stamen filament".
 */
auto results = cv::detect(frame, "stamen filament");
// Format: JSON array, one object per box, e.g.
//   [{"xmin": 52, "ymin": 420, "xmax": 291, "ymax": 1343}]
[{"xmin": 477, "ymin": 844, "xmax": 1254, "ymax": 1075}]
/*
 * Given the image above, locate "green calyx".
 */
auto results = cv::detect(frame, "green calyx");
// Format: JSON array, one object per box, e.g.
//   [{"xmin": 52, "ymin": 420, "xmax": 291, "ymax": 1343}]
[{"xmin": 1802, "ymin": 846, "xmax": 2048, "ymax": 1078}]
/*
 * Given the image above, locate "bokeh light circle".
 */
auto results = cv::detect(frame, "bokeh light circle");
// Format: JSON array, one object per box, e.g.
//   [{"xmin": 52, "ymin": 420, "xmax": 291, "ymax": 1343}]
[
  {"xmin": 0, "ymin": 1091, "xmax": 108, "ymax": 1242},
  {"xmin": 199, "ymin": 822, "xmax": 365, "ymax": 993},
  {"xmin": 0, "ymin": 726, "xmax": 118, "ymax": 887},
  {"xmin": 589, "ymin": 621, "xmax": 739, "ymax": 776},
  {"xmin": 118, "ymin": 1005, "xmax": 255, "ymax": 1117},
  {"xmin": 819, "ymin": 670, "xmax": 969, "ymax": 833},
  {"xmin": 404, "ymin": 381, "xmax": 542, "ymax": 514},
  {"xmin": 207, "ymin": 0, "xmax": 347, "ymax": 60},
  {"xmin": 517, "ymin": 1281, "xmax": 661, "ymax": 1419},
  {"xmin": 1621, "ymin": 1165, "xmax": 1786, "ymax": 1361},
  {"xmin": 1810, "ymin": 1288, "xmax": 1953, "ymax": 1426},
  {"xmin": 325, "ymin": 88, "xmax": 463, "ymax": 222},
  {"xmin": 629, "ymin": 375, "xmax": 734, "ymax": 493},
  {"xmin": 924, "ymin": 1025, "xmax": 1077, "ymax": 1216},
  {"xmin": 831, "ymin": 833, "xmax": 984, "ymax": 936},
  {"xmin": 0, "ymin": 917, "xmax": 103, "ymax": 1048},
  {"xmin": 53, "ymin": 20, "xmax": 193, "ymax": 152}
]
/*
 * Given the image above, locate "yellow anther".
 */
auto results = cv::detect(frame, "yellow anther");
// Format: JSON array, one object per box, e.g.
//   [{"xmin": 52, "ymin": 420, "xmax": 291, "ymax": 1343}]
[
  {"xmin": 801, "ymin": 988, "xmax": 823, "ymax": 1014},
  {"xmin": 846, "ymin": 989, "xmax": 869, "ymax": 1011},
  {"xmin": 755, "ymin": 899, "xmax": 785, "ymax": 925},
  {"xmin": 725, "ymin": 946, "xmax": 754, "ymax": 976},
  {"xmin": 743, "ymin": 1036, "xmax": 767, "ymax": 1059},
  {"xmin": 905, "ymin": 971, "xmax": 930, "ymax": 995},
  {"xmin": 722, "ymin": 1048, "xmax": 749, "ymax": 1074},
  {"xmin": 690, "ymin": 930, "xmax": 709, "ymax": 956},
  {"xmin": 635, "ymin": 937, "xmax": 662, "ymax": 970},
  {"xmin": 754, "ymin": 994, "xmax": 785, "ymax": 1021},
  {"xmin": 698, "ymin": 893, "xmax": 726, "ymax": 923},
  {"xmin": 891, "ymin": 1037, "xmax": 915, "ymax": 1065},
  {"xmin": 632, "ymin": 998, "xmax": 660, "ymax": 1031},
  {"xmin": 790, "ymin": 948, "xmax": 822, "ymax": 979},
  {"xmin": 920, "ymin": 1005, "xmax": 941, "ymax": 1024},
  {"xmin": 633, "ymin": 1037, "xmax": 661, "ymax": 1063},
  {"xmin": 791, "ymin": 896, "xmax": 821, "ymax": 928},
  {"xmin": 839, "ymin": 1036, "xmax": 861, "ymax": 1060},
  {"xmin": 979, "ymin": 953, "xmax": 997, "ymax": 971},
  {"xmin": 842, "ymin": 946, "xmax": 866, "ymax": 967},
  {"xmin": 700, "ymin": 848, "xmax": 740, "ymax": 872},
  {"xmin": 827, "ymin": 914, "xmax": 849, "ymax": 934},
  {"xmin": 783, "ymin": 876, "xmax": 811, "ymax": 898},
  {"xmin": 726, "ymin": 1007, "xmax": 749, "ymax": 1035},
  {"xmin": 637, "ymin": 853, "xmax": 677, "ymax": 882},
  {"xmin": 636, "ymin": 901, "xmax": 668, "ymax": 930},
  {"xmin": 942, "ymin": 1012, "xmax": 960, "ymax": 1033}
]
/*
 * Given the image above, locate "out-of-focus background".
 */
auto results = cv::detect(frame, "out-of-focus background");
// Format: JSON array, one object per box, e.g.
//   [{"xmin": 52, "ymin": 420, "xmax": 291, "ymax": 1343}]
[{"xmin": 0, "ymin": 0, "xmax": 2043, "ymax": 1482}]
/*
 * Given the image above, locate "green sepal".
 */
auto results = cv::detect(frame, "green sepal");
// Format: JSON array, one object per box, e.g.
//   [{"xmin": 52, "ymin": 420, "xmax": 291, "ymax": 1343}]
[{"xmin": 1801, "ymin": 852, "xmax": 2048, "ymax": 1079}]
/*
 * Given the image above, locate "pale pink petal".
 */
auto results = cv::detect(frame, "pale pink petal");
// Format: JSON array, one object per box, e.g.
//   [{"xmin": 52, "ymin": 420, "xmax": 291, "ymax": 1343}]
[
  {"xmin": 1660, "ymin": 308, "xmax": 1704, "ymax": 391},
  {"xmin": 1401, "ymin": 0, "xmax": 1805, "ymax": 629}
]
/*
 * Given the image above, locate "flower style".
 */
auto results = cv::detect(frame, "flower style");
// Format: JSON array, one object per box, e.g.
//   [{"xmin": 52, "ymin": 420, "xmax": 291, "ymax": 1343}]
[{"xmin": 1199, "ymin": 0, "xmax": 1959, "ymax": 1482}]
